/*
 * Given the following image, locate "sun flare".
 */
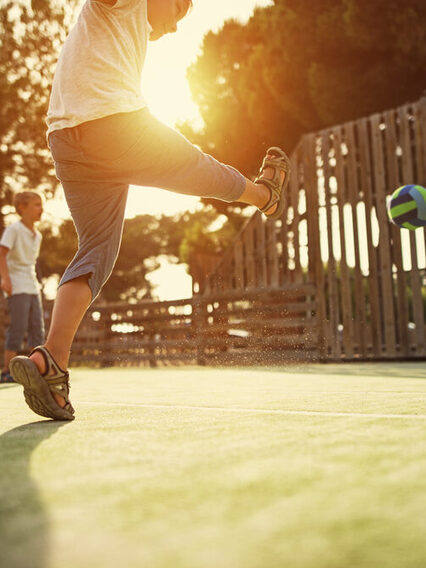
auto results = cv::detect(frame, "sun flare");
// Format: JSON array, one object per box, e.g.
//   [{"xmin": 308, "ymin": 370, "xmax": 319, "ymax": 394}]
[{"xmin": 46, "ymin": 1, "xmax": 273, "ymax": 225}]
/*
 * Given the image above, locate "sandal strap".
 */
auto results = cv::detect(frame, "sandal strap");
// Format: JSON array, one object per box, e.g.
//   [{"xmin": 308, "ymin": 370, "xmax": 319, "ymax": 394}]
[
  {"xmin": 260, "ymin": 156, "xmax": 290, "ymax": 175},
  {"xmin": 256, "ymin": 179, "xmax": 279, "ymax": 212},
  {"xmin": 254, "ymin": 146, "xmax": 291, "ymax": 218},
  {"xmin": 30, "ymin": 346, "xmax": 69, "ymax": 381},
  {"xmin": 29, "ymin": 346, "xmax": 72, "ymax": 405}
]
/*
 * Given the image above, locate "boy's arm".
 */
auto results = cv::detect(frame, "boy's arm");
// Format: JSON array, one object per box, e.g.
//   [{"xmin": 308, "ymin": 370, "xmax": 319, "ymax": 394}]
[{"xmin": 0, "ymin": 245, "xmax": 12, "ymax": 296}]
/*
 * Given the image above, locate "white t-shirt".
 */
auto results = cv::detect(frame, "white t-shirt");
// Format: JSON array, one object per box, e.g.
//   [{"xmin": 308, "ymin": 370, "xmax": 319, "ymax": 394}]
[
  {"xmin": 0, "ymin": 221, "xmax": 42, "ymax": 295},
  {"xmin": 47, "ymin": 0, "xmax": 152, "ymax": 135}
]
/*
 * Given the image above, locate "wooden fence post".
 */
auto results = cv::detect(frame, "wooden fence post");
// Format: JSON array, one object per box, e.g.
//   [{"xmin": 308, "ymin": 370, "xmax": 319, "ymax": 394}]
[
  {"xmin": 304, "ymin": 134, "xmax": 326, "ymax": 359},
  {"xmin": 193, "ymin": 296, "xmax": 207, "ymax": 366}
]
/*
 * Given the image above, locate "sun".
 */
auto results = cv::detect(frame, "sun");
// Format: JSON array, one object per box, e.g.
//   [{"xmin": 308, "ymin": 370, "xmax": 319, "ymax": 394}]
[
  {"xmin": 126, "ymin": 26, "xmax": 204, "ymax": 219},
  {"xmin": 142, "ymin": 27, "xmax": 202, "ymax": 128}
]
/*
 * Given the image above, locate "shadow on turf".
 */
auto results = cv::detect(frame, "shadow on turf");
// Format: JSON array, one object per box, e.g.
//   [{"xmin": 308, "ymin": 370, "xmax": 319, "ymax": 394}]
[{"xmin": 0, "ymin": 420, "xmax": 69, "ymax": 568}]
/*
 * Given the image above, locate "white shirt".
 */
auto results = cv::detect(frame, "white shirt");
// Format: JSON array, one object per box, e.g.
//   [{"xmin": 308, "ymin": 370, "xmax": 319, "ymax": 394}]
[
  {"xmin": 47, "ymin": 0, "xmax": 152, "ymax": 136},
  {"xmin": 0, "ymin": 221, "xmax": 42, "ymax": 295}
]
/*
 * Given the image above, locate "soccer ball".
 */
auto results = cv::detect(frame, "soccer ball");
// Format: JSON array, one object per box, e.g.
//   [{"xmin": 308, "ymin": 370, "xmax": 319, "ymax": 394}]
[{"xmin": 387, "ymin": 184, "xmax": 426, "ymax": 230}]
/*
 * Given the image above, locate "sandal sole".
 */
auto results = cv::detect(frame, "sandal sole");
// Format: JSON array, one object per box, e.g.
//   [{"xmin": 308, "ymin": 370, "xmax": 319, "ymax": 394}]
[{"xmin": 10, "ymin": 357, "xmax": 75, "ymax": 421}]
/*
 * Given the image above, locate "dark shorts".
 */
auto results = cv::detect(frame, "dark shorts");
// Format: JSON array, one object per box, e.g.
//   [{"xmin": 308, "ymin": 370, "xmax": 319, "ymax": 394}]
[
  {"xmin": 6, "ymin": 293, "xmax": 45, "ymax": 351},
  {"xmin": 49, "ymin": 109, "xmax": 246, "ymax": 301}
]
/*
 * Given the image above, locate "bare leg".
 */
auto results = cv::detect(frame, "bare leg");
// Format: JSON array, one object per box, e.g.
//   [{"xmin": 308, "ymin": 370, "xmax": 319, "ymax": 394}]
[
  {"xmin": 30, "ymin": 274, "xmax": 92, "ymax": 407},
  {"xmin": 2, "ymin": 349, "xmax": 16, "ymax": 373}
]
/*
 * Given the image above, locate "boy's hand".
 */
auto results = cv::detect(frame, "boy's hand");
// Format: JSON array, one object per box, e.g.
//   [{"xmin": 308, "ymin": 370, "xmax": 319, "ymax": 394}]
[{"xmin": 1, "ymin": 276, "xmax": 12, "ymax": 296}]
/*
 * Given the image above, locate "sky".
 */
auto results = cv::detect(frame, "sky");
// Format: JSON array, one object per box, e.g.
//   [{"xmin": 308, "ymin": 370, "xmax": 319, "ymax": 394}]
[{"xmin": 44, "ymin": 0, "xmax": 273, "ymax": 300}]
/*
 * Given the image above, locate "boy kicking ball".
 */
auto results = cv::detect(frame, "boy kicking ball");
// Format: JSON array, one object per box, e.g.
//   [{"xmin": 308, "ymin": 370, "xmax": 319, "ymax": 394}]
[{"xmin": 10, "ymin": 0, "xmax": 290, "ymax": 420}]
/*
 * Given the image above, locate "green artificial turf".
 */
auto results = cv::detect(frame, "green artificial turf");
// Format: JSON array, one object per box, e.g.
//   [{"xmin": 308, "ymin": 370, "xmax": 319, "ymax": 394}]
[{"xmin": 1, "ymin": 363, "xmax": 425, "ymax": 568}]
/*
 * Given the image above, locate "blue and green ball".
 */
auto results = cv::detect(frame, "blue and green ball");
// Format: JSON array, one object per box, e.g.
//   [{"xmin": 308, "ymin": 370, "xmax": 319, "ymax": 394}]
[{"xmin": 387, "ymin": 184, "xmax": 426, "ymax": 230}]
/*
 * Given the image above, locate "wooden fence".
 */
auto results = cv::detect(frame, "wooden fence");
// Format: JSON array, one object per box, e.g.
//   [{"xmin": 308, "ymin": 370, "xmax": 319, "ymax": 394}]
[
  {"xmin": 204, "ymin": 97, "xmax": 426, "ymax": 360},
  {"xmin": 1, "ymin": 97, "xmax": 425, "ymax": 366},
  {"xmin": 0, "ymin": 286, "xmax": 318, "ymax": 367}
]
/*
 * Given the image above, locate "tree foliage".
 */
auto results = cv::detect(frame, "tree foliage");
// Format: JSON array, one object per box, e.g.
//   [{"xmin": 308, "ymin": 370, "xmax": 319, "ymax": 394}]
[
  {"xmin": 0, "ymin": 0, "xmax": 78, "ymax": 233},
  {"xmin": 182, "ymin": 0, "xmax": 426, "ymax": 179}
]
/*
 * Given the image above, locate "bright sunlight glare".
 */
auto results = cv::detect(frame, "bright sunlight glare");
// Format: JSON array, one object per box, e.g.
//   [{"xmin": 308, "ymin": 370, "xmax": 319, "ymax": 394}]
[
  {"xmin": 143, "ymin": 0, "xmax": 273, "ymax": 129},
  {"xmin": 45, "ymin": 0, "xmax": 272, "ymax": 222},
  {"xmin": 125, "ymin": 0, "xmax": 273, "ymax": 218}
]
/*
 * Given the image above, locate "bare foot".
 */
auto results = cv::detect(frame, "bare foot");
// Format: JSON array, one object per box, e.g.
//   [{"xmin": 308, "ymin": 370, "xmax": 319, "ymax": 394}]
[
  {"xmin": 257, "ymin": 152, "xmax": 286, "ymax": 216},
  {"xmin": 30, "ymin": 351, "xmax": 67, "ymax": 408}
]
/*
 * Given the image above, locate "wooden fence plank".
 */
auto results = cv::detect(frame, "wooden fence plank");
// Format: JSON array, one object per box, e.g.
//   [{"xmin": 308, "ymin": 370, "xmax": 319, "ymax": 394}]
[
  {"xmin": 291, "ymin": 159, "xmax": 303, "ymax": 282},
  {"xmin": 234, "ymin": 239, "xmax": 244, "ymax": 290},
  {"xmin": 413, "ymin": 98, "xmax": 426, "ymax": 253},
  {"xmin": 266, "ymin": 219, "xmax": 280, "ymax": 287},
  {"xmin": 332, "ymin": 126, "xmax": 355, "ymax": 358},
  {"xmin": 279, "ymin": 202, "xmax": 289, "ymax": 286},
  {"xmin": 254, "ymin": 213, "xmax": 267, "ymax": 288},
  {"xmin": 322, "ymin": 132, "xmax": 341, "ymax": 358},
  {"xmin": 409, "ymin": 233, "xmax": 425, "ymax": 356},
  {"xmin": 345, "ymin": 121, "xmax": 368, "ymax": 357},
  {"xmin": 399, "ymin": 104, "xmax": 426, "ymax": 356},
  {"xmin": 244, "ymin": 220, "xmax": 256, "ymax": 289},
  {"xmin": 384, "ymin": 109, "xmax": 410, "ymax": 356},
  {"xmin": 302, "ymin": 135, "xmax": 327, "ymax": 359},
  {"xmin": 357, "ymin": 118, "xmax": 382, "ymax": 357},
  {"xmin": 399, "ymin": 104, "xmax": 415, "ymax": 182},
  {"xmin": 415, "ymin": 98, "xmax": 426, "ymax": 183},
  {"xmin": 370, "ymin": 113, "xmax": 397, "ymax": 356}
]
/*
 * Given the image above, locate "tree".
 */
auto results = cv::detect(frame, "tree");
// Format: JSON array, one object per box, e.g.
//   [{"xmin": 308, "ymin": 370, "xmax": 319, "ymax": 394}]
[
  {"xmin": 182, "ymin": 0, "xmax": 426, "ymax": 180},
  {"xmin": 0, "ymin": 0, "xmax": 78, "ymax": 234}
]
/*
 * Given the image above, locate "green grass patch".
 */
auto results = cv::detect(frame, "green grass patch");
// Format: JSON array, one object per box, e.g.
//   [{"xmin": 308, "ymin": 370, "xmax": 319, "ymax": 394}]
[{"xmin": 1, "ymin": 363, "xmax": 425, "ymax": 568}]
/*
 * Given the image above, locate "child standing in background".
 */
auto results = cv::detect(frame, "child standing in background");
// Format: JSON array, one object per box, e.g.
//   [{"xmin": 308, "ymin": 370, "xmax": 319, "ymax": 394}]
[
  {"xmin": 0, "ymin": 192, "xmax": 45, "ymax": 383},
  {"xmin": 10, "ymin": 0, "xmax": 290, "ymax": 419}
]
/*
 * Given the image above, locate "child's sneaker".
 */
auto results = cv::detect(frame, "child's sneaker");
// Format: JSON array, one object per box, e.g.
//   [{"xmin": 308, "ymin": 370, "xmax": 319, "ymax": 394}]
[{"xmin": 0, "ymin": 371, "xmax": 15, "ymax": 383}]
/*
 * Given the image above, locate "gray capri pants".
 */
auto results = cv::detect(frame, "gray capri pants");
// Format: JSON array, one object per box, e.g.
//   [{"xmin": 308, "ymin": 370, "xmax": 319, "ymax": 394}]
[
  {"xmin": 49, "ymin": 108, "xmax": 246, "ymax": 301},
  {"xmin": 6, "ymin": 293, "xmax": 45, "ymax": 351}
]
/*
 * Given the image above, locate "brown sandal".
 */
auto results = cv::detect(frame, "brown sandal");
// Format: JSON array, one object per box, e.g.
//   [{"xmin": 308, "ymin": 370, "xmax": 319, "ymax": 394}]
[
  {"xmin": 255, "ymin": 146, "xmax": 291, "ymax": 219},
  {"xmin": 10, "ymin": 346, "xmax": 75, "ymax": 421}
]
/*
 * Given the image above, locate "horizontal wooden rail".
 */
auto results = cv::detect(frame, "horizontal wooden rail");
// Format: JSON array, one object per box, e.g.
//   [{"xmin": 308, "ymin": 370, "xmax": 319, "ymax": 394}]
[{"xmin": 68, "ymin": 284, "xmax": 320, "ymax": 367}]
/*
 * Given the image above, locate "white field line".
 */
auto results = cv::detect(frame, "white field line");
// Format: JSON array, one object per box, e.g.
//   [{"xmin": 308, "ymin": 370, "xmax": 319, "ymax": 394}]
[
  {"xmin": 78, "ymin": 401, "xmax": 426, "ymax": 420},
  {"xmin": 300, "ymin": 390, "xmax": 426, "ymax": 395}
]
